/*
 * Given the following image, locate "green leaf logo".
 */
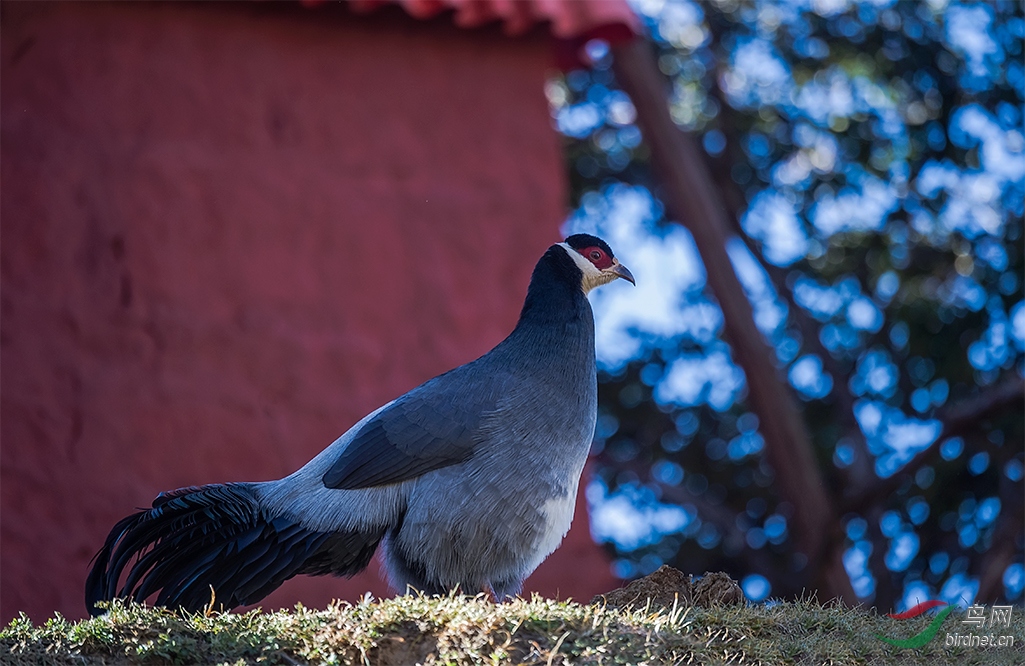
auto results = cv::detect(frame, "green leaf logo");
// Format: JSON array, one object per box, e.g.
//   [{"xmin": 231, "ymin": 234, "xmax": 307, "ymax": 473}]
[{"xmin": 875, "ymin": 600, "xmax": 953, "ymax": 649}]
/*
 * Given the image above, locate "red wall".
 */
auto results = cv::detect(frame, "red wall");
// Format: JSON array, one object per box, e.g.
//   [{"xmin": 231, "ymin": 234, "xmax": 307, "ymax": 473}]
[{"xmin": 0, "ymin": 1, "xmax": 615, "ymax": 623}]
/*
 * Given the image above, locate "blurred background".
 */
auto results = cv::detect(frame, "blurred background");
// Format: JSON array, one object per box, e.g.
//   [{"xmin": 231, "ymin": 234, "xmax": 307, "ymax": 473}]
[
  {"xmin": 2, "ymin": 0, "xmax": 1022, "ymax": 624},
  {"xmin": 561, "ymin": 0, "xmax": 1024, "ymax": 614}
]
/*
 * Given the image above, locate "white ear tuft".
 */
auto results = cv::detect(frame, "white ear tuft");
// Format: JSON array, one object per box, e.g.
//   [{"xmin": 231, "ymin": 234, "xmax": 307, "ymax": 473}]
[{"xmin": 557, "ymin": 242, "xmax": 613, "ymax": 294}]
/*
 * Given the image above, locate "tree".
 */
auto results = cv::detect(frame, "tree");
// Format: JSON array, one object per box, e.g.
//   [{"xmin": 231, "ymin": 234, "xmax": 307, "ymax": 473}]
[{"xmin": 549, "ymin": 0, "xmax": 1024, "ymax": 610}]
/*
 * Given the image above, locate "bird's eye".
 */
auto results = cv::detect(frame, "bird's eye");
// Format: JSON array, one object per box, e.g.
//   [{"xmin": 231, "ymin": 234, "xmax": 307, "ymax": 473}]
[{"xmin": 580, "ymin": 245, "xmax": 612, "ymax": 269}]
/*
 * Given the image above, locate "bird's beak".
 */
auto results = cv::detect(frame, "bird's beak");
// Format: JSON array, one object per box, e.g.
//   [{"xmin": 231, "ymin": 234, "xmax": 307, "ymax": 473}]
[{"xmin": 606, "ymin": 261, "xmax": 635, "ymax": 285}]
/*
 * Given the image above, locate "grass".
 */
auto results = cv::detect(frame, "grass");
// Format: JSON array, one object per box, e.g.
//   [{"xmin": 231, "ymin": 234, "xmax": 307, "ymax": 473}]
[{"xmin": 2, "ymin": 594, "xmax": 1023, "ymax": 665}]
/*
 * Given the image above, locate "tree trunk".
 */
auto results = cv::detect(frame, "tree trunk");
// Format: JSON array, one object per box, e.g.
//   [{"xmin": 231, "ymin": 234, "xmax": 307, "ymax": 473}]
[{"xmin": 611, "ymin": 37, "xmax": 857, "ymax": 605}]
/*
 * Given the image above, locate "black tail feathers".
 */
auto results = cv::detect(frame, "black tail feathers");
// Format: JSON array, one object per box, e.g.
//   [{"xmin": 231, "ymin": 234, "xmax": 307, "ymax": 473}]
[{"xmin": 86, "ymin": 483, "xmax": 383, "ymax": 615}]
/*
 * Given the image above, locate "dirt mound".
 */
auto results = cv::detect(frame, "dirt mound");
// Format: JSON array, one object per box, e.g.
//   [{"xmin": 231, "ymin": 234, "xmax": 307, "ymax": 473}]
[{"xmin": 591, "ymin": 565, "xmax": 745, "ymax": 611}]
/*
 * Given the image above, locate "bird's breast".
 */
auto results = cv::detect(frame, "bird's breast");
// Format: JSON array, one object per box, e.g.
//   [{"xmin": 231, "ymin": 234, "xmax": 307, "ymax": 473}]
[{"xmin": 531, "ymin": 480, "xmax": 580, "ymax": 559}]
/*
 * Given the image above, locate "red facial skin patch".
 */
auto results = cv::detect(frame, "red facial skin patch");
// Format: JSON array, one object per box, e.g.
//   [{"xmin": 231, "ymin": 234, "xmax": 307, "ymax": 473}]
[{"xmin": 579, "ymin": 246, "xmax": 613, "ymax": 270}]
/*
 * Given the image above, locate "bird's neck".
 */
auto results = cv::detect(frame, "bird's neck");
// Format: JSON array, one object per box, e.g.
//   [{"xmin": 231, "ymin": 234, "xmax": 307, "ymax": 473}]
[{"xmin": 506, "ymin": 247, "xmax": 594, "ymax": 352}]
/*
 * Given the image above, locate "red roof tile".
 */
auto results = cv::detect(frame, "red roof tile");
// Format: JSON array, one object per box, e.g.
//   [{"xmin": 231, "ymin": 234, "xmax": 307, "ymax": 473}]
[{"xmin": 311, "ymin": 0, "xmax": 640, "ymax": 40}]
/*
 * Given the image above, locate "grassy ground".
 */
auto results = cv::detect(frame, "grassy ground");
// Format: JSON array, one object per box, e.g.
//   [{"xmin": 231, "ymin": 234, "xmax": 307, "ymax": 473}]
[{"xmin": 2, "ymin": 594, "xmax": 1023, "ymax": 665}]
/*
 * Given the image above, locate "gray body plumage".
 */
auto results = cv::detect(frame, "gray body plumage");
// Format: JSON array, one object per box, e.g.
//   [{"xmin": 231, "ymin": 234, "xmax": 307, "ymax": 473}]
[
  {"xmin": 259, "ymin": 275, "xmax": 596, "ymax": 597},
  {"xmin": 85, "ymin": 236, "xmax": 629, "ymax": 614}
]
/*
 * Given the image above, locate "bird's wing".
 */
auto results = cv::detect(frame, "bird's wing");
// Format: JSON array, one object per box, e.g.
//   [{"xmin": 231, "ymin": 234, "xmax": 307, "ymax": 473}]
[{"xmin": 321, "ymin": 368, "xmax": 505, "ymax": 490}]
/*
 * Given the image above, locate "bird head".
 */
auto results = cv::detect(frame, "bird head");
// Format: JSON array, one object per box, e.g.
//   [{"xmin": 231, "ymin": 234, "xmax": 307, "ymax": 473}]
[{"xmin": 558, "ymin": 234, "xmax": 635, "ymax": 294}]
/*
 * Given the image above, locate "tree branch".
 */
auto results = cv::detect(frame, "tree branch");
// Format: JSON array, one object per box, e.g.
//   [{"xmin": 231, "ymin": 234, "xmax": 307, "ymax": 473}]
[
  {"xmin": 843, "ymin": 375, "xmax": 1025, "ymax": 514},
  {"xmin": 974, "ymin": 475, "xmax": 1024, "ymax": 604}
]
